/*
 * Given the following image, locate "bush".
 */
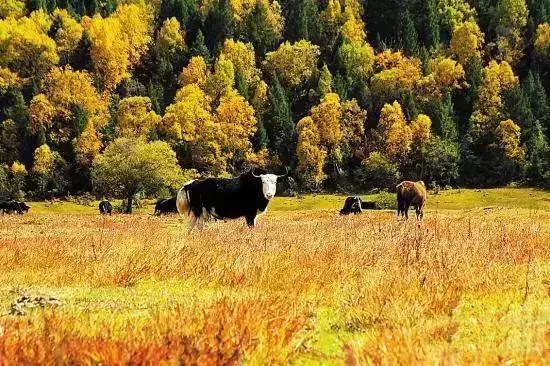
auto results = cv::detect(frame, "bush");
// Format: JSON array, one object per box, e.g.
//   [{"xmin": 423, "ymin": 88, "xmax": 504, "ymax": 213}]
[
  {"xmin": 355, "ymin": 152, "xmax": 400, "ymax": 191},
  {"xmin": 374, "ymin": 190, "xmax": 396, "ymax": 210}
]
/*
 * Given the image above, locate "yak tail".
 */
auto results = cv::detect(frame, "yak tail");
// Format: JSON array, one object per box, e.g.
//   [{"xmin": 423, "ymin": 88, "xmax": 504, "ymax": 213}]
[
  {"xmin": 176, "ymin": 180, "xmax": 199, "ymax": 230},
  {"xmin": 176, "ymin": 180, "xmax": 195, "ymax": 216}
]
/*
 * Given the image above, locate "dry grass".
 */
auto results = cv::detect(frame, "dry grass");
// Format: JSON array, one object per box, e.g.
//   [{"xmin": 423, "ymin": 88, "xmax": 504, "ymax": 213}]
[{"xmin": 0, "ymin": 191, "xmax": 549, "ymax": 364}]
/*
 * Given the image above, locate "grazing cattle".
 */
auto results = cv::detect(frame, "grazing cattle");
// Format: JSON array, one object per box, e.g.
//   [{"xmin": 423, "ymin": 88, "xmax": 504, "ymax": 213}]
[
  {"xmin": 0, "ymin": 200, "xmax": 30, "ymax": 214},
  {"xmin": 340, "ymin": 196, "xmax": 363, "ymax": 215},
  {"xmin": 176, "ymin": 168, "xmax": 287, "ymax": 229},
  {"xmin": 396, "ymin": 180, "xmax": 427, "ymax": 219},
  {"xmin": 98, "ymin": 200, "xmax": 112, "ymax": 215},
  {"xmin": 154, "ymin": 197, "xmax": 178, "ymax": 216}
]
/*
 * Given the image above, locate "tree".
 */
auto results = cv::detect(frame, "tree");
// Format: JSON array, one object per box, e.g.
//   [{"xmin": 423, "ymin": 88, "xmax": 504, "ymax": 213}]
[
  {"xmin": 310, "ymin": 93, "xmax": 343, "ymax": 153},
  {"xmin": 318, "ymin": 64, "xmax": 333, "ymax": 97},
  {"xmin": 242, "ymin": 0, "xmax": 283, "ymax": 56},
  {"xmin": 401, "ymin": 9, "xmax": 419, "ymax": 56},
  {"xmin": 215, "ymin": 90, "xmax": 257, "ymax": 162},
  {"xmin": 179, "ymin": 56, "xmax": 210, "ymax": 88},
  {"xmin": 0, "ymin": 0, "xmax": 26, "ymax": 19},
  {"xmin": 0, "ymin": 10, "xmax": 59, "ymax": 78},
  {"xmin": 220, "ymin": 39, "xmax": 260, "ymax": 87},
  {"xmin": 534, "ymin": 22, "xmax": 550, "ymax": 59},
  {"xmin": 92, "ymin": 138, "xmax": 184, "ymax": 213},
  {"xmin": 264, "ymin": 40, "xmax": 319, "ymax": 88},
  {"xmin": 51, "ymin": 8, "xmax": 83, "ymax": 63},
  {"xmin": 32, "ymin": 143, "xmax": 54, "ymax": 196},
  {"xmin": 425, "ymin": 0, "xmax": 440, "ymax": 49},
  {"xmin": 284, "ymin": 0, "xmax": 321, "ymax": 43},
  {"xmin": 116, "ymin": 97, "xmax": 161, "ymax": 139},
  {"xmin": 378, "ymin": 101, "xmax": 412, "ymax": 161},
  {"xmin": 156, "ymin": 17, "xmax": 186, "ymax": 58},
  {"xmin": 0, "ymin": 119, "xmax": 19, "ymax": 164},
  {"xmin": 525, "ymin": 121, "xmax": 550, "ymax": 186},
  {"xmin": 84, "ymin": 3, "xmax": 152, "ymax": 90},
  {"xmin": 264, "ymin": 76, "xmax": 294, "ymax": 163},
  {"xmin": 189, "ymin": 30, "xmax": 211, "ymax": 61},
  {"xmin": 496, "ymin": 119, "xmax": 525, "ymax": 163},
  {"xmin": 450, "ymin": 21, "xmax": 484, "ymax": 64},
  {"xmin": 493, "ymin": 0, "xmax": 529, "ymax": 65},
  {"xmin": 28, "ymin": 67, "xmax": 108, "ymax": 164},
  {"xmin": 337, "ymin": 41, "xmax": 375, "ymax": 83},
  {"xmin": 204, "ymin": 0, "xmax": 234, "ymax": 52},
  {"xmin": 296, "ymin": 116, "xmax": 326, "ymax": 189}
]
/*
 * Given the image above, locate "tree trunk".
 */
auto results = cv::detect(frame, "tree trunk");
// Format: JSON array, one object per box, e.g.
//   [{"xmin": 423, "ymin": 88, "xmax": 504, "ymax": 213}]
[{"xmin": 125, "ymin": 194, "xmax": 134, "ymax": 214}]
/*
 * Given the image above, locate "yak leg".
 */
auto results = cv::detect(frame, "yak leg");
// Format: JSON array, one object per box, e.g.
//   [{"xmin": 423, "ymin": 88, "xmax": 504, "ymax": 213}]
[
  {"xmin": 404, "ymin": 203, "xmax": 410, "ymax": 220},
  {"xmin": 245, "ymin": 214, "xmax": 256, "ymax": 227}
]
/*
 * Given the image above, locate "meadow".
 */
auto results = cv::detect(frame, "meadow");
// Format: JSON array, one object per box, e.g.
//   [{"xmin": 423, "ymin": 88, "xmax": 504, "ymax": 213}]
[{"xmin": 0, "ymin": 188, "xmax": 549, "ymax": 364}]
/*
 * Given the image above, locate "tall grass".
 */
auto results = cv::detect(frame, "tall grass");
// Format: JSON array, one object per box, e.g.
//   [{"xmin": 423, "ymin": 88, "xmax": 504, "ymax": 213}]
[{"xmin": 0, "ymin": 205, "xmax": 548, "ymax": 364}]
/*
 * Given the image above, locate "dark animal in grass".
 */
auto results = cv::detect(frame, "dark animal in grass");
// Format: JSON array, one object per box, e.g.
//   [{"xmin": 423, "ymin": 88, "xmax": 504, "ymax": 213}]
[
  {"xmin": 340, "ymin": 196, "xmax": 363, "ymax": 215},
  {"xmin": 154, "ymin": 197, "xmax": 178, "ymax": 216},
  {"xmin": 396, "ymin": 180, "xmax": 427, "ymax": 219},
  {"xmin": 0, "ymin": 200, "xmax": 30, "ymax": 214},
  {"xmin": 176, "ymin": 168, "xmax": 287, "ymax": 229},
  {"xmin": 361, "ymin": 201, "xmax": 376, "ymax": 210},
  {"xmin": 98, "ymin": 200, "xmax": 112, "ymax": 215}
]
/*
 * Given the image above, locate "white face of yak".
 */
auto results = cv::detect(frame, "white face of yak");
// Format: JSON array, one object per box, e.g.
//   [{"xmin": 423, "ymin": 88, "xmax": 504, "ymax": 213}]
[{"xmin": 260, "ymin": 174, "xmax": 278, "ymax": 200}]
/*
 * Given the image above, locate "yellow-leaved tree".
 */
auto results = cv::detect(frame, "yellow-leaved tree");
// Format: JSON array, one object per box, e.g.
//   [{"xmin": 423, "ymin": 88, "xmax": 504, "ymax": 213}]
[
  {"xmin": 495, "ymin": 119, "xmax": 525, "ymax": 163},
  {"xmin": 28, "ymin": 67, "xmax": 108, "ymax": 165},
  {"xmin": 156, "ymin": 17, "xmax": 185, "ymax": 58},
  {"xmin": 116, "ymin": 97, "xmax": 161, "ymax": 139},
  {"xmin": 51, "ymin": 9, "xmax": 83, "ymax": 61},
  {"xmin": 33, "ymin": 144, "xmax": 55, "ymax": 195},
  {"xmin": 296, "ymin": 116, "xmax": 326, "ymax": 189},
  {"xmin": 450, "ymin": 20, "xmax": 484, "ymax": 64},
  {"xmin": 84, "ymin": 3, "xmax": 152, "ymax": 90},
  {"xmin": 378, "ymin": 101, "xmax": 412, "ymax": 161},
  {"xmin": 220, "ymin": 39, "xmax": 260, "ymax": 87},
  {"xmin": 215, "ymin": 90, "xmax": 257, "ymax": 160},
  {"xmin": 371, "ymin": 51, "xmax": 422, "ymax": 104},
  {"xmin": 0, "ymin": 0, "xmax": 26, "ymax": 19},
  {"xmin": 264, "ymin": 40, "xmax": 320, "ymax": 88},
  {"xmin": 534, "ymin": 23, "xmax": 550, "ymax": 60},
  {"xmin": 0, "ymin": 10, "xmax": 59, "ymax": 78},
  {"xmin": 471, "ymin": 60, "xmax": 518, "ymax": 133},
  {"xmin": 179, "ymin": 56, "xmax": 210, "ymax": 89}
]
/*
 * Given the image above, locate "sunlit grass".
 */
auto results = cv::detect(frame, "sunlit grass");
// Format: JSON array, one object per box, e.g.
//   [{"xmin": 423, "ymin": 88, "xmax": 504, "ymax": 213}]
[{"xmin": 0, "ymin": 188, "xmax": 549, "ymax": 364}]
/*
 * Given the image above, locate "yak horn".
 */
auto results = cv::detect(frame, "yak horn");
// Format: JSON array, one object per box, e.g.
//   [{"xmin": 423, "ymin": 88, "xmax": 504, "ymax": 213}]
[{"xmin": 251, "ymin": 168, "xmax": 262, "ymax": 178}]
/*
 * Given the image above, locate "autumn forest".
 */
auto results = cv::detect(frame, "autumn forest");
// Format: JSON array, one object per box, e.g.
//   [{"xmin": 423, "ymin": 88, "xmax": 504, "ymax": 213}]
[{"xmin": 1, "ymin": 0, "xmax": 549, "ymax": 200}]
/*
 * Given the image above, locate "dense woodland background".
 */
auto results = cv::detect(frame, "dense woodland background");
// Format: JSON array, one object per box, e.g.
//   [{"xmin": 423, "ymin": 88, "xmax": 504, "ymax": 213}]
[{"xmin": 0, "ymin": 0, "xmax": 549, "ymax": 202}]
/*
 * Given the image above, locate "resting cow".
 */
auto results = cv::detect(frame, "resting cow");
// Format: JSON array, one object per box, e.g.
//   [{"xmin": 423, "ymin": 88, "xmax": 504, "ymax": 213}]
[
  {"xmin": 154, "ymin": 197, "xmax": 178, "ymax": 216},
  {"xmin": 99, "ymin": 200, "xmax": 112, "ymax": 215},
  {"xmin": 396, "ymin": 181, "xmax": 427, "ymax": 219},
  {"xmin": 340, "ymin": 196, "xmax": 363, "ymax": 215},
  {"xmin": 176, "ymin": 168, "xmax": 287, "ymax": 229}
]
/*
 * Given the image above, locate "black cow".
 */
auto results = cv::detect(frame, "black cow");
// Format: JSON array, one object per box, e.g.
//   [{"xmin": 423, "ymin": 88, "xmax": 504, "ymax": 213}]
[
  {"xmin": 176, "ymin": 168, "xmax": 287, "ymax": 229},
  {"xmin": 99, "ymin": 200, "xmax": 112, "ymax": 215},
  {"xmin": 154, "ymin": 197, "xmax": 178, "ymax": 216},
  {"xmin": 0, "ymin": 200, "xmax": 30, "ymax": 214},
  {"xmin": 340, "ymin": 196, "xmax": 363, "ymax": 215},
  {"xmin": 340, "ymin": 197, "xmax": 377, "ymax": 215}
]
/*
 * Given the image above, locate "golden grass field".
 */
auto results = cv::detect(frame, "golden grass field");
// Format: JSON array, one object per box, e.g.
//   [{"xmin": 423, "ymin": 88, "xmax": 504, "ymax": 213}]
[{"xmin": 0, "ymin": 188, "xmax": 549, "ymax": 364}]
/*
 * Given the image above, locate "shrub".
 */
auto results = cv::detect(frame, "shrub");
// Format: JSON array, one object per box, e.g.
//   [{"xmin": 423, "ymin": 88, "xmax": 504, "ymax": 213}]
[
  {"xmin": 374, "ymin": 190, "xmax": 396, "ymax": 209},
  {"xmin": 355, "ymin": 152, "xmax": 400, "ymax": 190}
]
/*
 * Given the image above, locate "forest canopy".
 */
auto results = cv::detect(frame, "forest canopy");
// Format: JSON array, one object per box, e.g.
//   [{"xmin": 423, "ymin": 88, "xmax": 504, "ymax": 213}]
[{"xmin": 0, "ymin": 0, "xmax": 549, "ymax": 200}]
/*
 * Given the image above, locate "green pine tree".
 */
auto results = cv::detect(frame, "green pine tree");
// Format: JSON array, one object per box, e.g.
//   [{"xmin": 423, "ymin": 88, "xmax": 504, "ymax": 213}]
[
  {"xmin": 401, "ymin": 9, "xmax": 419, "ymax": 56},
  {"xmin": 425, "ymin": 0, "xmax": 440, "ymax": 49},
  {"xmin": 265, "ymin": 76, "xmax": 295, "ymax": 164}
]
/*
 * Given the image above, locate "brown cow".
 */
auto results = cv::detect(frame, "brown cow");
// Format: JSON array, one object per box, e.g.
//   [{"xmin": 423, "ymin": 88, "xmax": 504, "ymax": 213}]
[{"xmin": 396, "ymin": 181, "xmax": 427, "ymax": 219}]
